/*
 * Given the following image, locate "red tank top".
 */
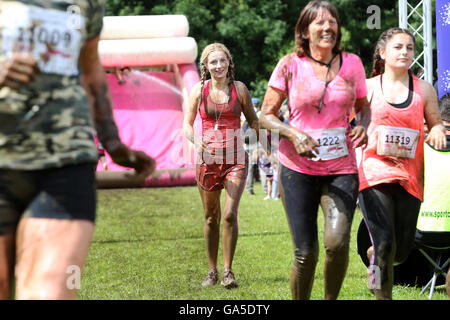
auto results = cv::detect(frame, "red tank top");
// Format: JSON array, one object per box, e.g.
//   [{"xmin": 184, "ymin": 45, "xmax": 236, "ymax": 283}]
[
  {"xmin": 199, "ymin": 80, "xmax": 245, "ymax": 164},
  {"xmin": 358, "ymin": 75, "xmax": 425, "ymax": 201}
]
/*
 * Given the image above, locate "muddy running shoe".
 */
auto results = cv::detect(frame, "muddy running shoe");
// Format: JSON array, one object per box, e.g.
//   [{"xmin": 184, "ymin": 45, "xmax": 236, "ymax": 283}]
[
  {"xmin": 201, "ymin": 269, "xmax": 218, "ymax": 287},
  {"xmin": 221, "ymin": 269, "xmax": 238, "ymax": 289}
]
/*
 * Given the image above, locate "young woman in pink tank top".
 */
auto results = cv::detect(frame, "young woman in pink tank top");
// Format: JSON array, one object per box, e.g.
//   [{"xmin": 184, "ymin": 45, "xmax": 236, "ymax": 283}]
[
  {"xmin": 260, "ymin": 1, "xmax": 370, "ymax": 300},
  {"xmin": 183, "ymin": 43, "xmax": 262, "ymax": 289},
  {"xmin": 358, "ymin": 28, "xmax": 447, "ymax": 300}
]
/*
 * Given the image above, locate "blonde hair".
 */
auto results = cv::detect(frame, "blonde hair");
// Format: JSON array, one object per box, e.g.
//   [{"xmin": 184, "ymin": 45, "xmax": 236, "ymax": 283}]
[{"xmin": 197, "ymin": 43, "xmax": 235, "ymax": 108}]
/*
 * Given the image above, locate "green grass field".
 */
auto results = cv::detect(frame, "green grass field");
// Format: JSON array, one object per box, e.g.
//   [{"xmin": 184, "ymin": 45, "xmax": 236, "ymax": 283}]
[{"xmin": 79, "ymin": 183, "xmax": 448, "ymax": 300}]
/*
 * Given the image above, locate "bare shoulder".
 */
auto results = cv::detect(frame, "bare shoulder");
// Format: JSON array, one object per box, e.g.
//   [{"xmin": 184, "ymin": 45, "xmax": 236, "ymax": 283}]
[
  {"xmin": 418, "ymin": 78, "xmax": 437, "ymax": 102},
  {"xmin": 418, "ymin": 78, "xmax": 434, "ymax": 93},
  {"xmin": 233, "ymin": 80, "xmax": 250, "ymax": 99},
  {"xmin": 234, "ymin": 80, "xmax": 248, "ymax": 92},
  {"xmin": 365, "ymin": 77, "xmax": 377, "ymax": 98},
  {"xmin": 189, "ymin": 81, "xmax": 202, "ymax": 98},
  {"xmin": 365, "ymin": 77, "xmax": 377, "ymax": 89},
  {"xmin": 192, "ymin": 81, "xmax": 202, "ymax": 92}
]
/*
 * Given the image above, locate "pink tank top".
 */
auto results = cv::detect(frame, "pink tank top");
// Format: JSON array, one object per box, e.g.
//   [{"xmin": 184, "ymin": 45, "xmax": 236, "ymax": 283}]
[
  {"xmin": 358, "ymin": 75, "xmax": 425, "ymax": 201},
  {"xmin": 268, "ymin": 52, "xmax": 368, "ymax": 175},
  {"xmin": 199, "ymin": 81, "xmax": 245, "ymax": 164}
]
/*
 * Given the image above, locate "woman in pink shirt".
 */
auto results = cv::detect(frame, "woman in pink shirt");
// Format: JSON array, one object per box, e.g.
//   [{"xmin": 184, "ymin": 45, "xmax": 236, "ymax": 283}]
[{"xmin": 260, "ymin": 0, "xmax": 370, "ymax": 300}]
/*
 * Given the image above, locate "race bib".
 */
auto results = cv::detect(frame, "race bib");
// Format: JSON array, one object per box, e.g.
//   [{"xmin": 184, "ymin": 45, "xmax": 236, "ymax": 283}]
[
  {"xmin": 1, "ymin": 2, "xmax": 85, "ymax": 76},
  {"xmin": 308, "ymin": 127, "xmax": 348, "ymax": 161},
  {"xmin": 377, "ymin": 125, "xmax": 420, "ymax": 159}
]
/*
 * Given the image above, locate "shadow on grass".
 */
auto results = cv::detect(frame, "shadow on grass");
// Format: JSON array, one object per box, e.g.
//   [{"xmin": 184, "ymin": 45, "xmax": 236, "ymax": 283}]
[{"xmin": 92, "ymin": 230, "xmax": 290, "ymax": 244}]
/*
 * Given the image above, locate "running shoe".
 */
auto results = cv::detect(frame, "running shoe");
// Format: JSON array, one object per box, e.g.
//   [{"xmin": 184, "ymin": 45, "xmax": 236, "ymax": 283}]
[
  {"xmin": 221, "ymin": 269, "xmax": 238, "ymax": 289},
  {"xmin": 201, "ymin": 269, "xmax": 218, "ymax": 287}
]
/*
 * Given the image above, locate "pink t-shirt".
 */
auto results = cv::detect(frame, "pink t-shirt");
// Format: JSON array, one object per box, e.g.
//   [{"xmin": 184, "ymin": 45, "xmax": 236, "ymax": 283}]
[{"xmin": 268, "ymin": 52, "xmax": 367, "ymax": 175}]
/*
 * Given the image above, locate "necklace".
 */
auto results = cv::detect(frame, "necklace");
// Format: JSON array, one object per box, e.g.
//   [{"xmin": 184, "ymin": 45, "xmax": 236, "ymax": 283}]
[
  {"xmin": 211, "ymin": 85, "xmax": 230, "ymax": 131},
  {"xmin": 306, "ymin": 52, "xmax": 338, "ymax": 113}
]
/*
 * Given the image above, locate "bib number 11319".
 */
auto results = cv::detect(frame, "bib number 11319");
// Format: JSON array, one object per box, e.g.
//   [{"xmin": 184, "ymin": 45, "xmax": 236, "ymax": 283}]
[{"xmin": 377, "ymin": 125, "xmax": 420, "ymax": 159}]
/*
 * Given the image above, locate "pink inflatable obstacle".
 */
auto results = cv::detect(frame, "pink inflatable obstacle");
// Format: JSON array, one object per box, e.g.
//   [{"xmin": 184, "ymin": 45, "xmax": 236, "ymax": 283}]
[{"xmin": 95, "ymin": 15, "xmax": 200, "ymax": 188}]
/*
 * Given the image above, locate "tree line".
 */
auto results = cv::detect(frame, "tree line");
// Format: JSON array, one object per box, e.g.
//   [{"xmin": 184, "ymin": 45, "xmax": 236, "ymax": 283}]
[{"xmin": 105, "ymin": 0, "xmax": 436, "ymax": 99}]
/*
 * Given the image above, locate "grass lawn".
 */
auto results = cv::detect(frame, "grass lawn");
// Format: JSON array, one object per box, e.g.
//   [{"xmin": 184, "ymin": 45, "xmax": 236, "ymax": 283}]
[{"xmin": 79, "ymin": 183, "xmax": 449, "ymax": 300}]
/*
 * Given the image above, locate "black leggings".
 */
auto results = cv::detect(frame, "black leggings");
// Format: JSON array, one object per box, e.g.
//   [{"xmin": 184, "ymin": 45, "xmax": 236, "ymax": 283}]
[
  {"xmin": 359, "ymin": 183, "xmax": 421, "ymax": 294},
  {"xmin": 280, "ymin": 165, "xmax": 359, "ymax": 254},
  {"xmin": 279, "ymin": 165, "xmax": 359, "ymax": 299}
]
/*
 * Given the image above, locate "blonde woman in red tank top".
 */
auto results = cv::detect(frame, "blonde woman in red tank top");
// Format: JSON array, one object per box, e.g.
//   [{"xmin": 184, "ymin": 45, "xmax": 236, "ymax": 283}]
[
  {"xmin": 358, "ymin": 28, "xmax": 447, "ymax": 300},
  {"xmin": 183, "ymin": 43, "xmax": 262, "ymax": 289}
]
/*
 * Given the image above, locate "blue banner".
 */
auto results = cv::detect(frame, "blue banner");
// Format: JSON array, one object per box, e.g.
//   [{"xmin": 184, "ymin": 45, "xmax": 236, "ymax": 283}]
[{"xmin": 436, "ymin": 0, "xmax": 450, "ymax": 99}]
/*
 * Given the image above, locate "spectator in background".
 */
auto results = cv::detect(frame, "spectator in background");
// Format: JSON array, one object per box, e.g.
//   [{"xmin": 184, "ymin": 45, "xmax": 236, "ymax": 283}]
[
  {"xmin": 252, "ymin": 97, "xmax": 261, "ymax": 114},
  {"xmin": 257, "ymin": 148, "xmax": 274, "ymax": 200},
  {"xmin": 243, "ymin": 97, "xmax": 261, "ymax": 195}
]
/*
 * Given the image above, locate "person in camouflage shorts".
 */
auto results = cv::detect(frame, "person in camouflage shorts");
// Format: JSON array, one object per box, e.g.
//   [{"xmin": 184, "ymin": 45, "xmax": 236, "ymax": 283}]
[{"xmin": 0, "ymin": 0, "xmax": 156, "ymax": 299}]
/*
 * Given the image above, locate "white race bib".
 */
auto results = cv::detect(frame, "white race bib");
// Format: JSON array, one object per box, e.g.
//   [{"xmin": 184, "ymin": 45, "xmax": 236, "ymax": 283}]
[
  {"xmin": 377, "ymin": 125, "xmax": 420, "ymax": 158},
  {"xmin": 1, "ymin": 3, "xmax": 85, "ymax": 76},
  {"xmin": 308, "ymin": 127, "xmax": 348, "ymax": 161}
]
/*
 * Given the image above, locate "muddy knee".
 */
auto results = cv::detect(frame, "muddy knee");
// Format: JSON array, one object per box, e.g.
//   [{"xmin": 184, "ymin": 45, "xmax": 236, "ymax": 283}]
[
  {"xmin": 204, "ymin": 211, "xmax": 220, "ymax": 228},
  {"xmin": 290, "ymin": 248, "xmax": 318, "ymax": 300},
  {"xmin": 222, "ymin": 211, "xmax": 237, "ymax": 226},
  {"xmin": 324, "ymin": 235, "xmax": 349, "ymax": 261},
  {"xmin": 293, "ymin": 247, "xmax": 318, "ymax": 268}
]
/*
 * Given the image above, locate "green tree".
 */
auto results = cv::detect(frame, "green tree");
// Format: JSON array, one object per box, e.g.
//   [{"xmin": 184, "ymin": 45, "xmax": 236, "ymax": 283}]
[
  {"xmin": 104, "ymin": 0, "xmax": 436, "ymax": 95},
  {"xmin": 215, "ymin": 0, "xmax": 289, "ymax": 98}
]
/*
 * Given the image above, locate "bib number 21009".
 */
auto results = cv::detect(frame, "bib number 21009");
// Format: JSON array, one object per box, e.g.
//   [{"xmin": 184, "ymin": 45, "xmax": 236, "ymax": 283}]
[{"xmin": 1, "ymin": 2, "xmax": 85, "ymax": 76}]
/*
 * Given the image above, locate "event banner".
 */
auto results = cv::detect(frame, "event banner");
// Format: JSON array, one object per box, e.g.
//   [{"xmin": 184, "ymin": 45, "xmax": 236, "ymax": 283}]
[{"xmin": 437, "ymin": 0, "xmax": 450, "ymax": 99}]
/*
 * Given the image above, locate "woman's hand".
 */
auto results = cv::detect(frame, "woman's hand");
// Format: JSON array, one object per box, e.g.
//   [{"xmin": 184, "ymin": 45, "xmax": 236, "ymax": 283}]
[
  {"xmin": 349, "ymin": 125, "xmax": 368, "ymax": 148},
  {"xmin": 105, "ymin": 140, "xmax": 156, "ymax": 180},
  {"xmin": 425, "ymin": 125, "xmax": 447, "ymax": 150},
  {"xmin": 193, "ymin": 135, "xmax": 208, "ymax": 153},
  {"xmin": 290, "ymin": 128, "xmax": 319, "ymax": 158},
  {"xmin": 0, "ymin": 53, "xmax": 39, "ymax": 89}
]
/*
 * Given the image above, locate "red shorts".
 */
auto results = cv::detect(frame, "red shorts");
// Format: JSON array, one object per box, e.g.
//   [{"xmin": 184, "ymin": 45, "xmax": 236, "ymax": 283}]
[{"xmin": 196, "ymin": 161, "xmax": 248, "ymax": 191}]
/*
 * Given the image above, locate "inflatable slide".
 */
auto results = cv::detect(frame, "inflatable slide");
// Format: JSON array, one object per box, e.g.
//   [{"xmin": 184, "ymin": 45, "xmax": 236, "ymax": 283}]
[{"xmin": 96, "ymin": 15, "xmax": 199, "ymax": 188}]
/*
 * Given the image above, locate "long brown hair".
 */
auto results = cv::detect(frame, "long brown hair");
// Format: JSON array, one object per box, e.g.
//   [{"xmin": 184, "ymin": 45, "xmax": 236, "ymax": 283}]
[
  {"xmin": 371, "ymin": 27, "xmax": 416, "ymax": 77},
  {"xmin": 294, "ymin": 0, "xmax": 342, "ymax": 58}
]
